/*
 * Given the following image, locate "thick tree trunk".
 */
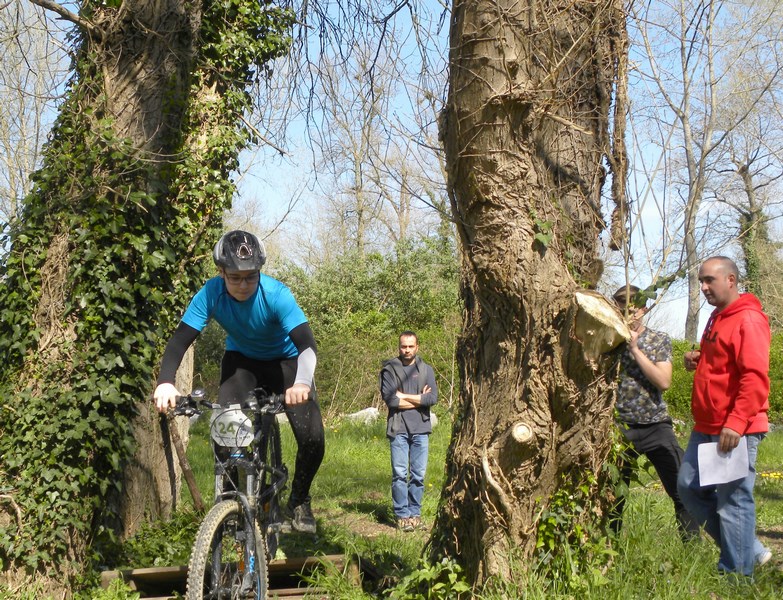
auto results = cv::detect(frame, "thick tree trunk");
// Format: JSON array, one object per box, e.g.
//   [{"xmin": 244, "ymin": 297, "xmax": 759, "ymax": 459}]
[
  {"xmin": 2, "ymin": 4, "xmax": 202, "ymax": 587},
  {"xmin": 96, "ymin": 0, "xmax": 200, "ymax": 538},
  {"xmin": 120, "ymin": 350, "xmax": 194, "ymax": 536},
  {"xmin": 736, "ymin": 167, "xmax": 766, "ymax": 299},
  {"xmin": 433, "ymin": 0, "xmax": 627, "ymax": 584}
]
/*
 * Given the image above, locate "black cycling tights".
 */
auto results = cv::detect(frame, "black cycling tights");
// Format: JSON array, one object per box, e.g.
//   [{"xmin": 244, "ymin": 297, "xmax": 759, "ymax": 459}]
[{"xmin": 219, "ymin": 351, "xmax": 325, "ymax": 507}]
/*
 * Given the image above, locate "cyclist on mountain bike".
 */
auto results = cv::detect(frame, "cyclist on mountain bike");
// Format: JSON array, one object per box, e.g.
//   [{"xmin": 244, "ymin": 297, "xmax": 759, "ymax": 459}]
[{"xmin": 154, "ymin": 229, "xmax": 324, "ymax": 534}]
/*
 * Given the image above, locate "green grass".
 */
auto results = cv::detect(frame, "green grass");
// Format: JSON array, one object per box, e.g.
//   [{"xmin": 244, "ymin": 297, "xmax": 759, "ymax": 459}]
[{"xmin": 96, "ymin": 417, "xmax": 783, "ymax": 599}]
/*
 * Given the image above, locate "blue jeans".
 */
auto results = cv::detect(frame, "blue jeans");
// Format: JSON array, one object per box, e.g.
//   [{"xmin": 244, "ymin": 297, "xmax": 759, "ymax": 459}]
[
  {"xmin": 677, "ymin": 431, "xmax": 766, "ymax": 576},
  {"xmin": 390, "ymin": 433, "xmax": 429, "ymax": 518}
]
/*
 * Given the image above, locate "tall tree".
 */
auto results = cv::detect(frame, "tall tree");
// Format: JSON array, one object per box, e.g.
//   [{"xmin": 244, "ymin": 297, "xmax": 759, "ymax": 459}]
[
  {"xmin": 708, "ymin": 35, "xmax": 783, "ymax": 308},
  {"xmin": 0, "ymin": 2, "xmax": 67, "ymax": 229},
  {"xmin": 432, "ymin": 0, "xmax": 628, "ymax": 584},
  {"xmin": 0, "ymin": 0, "xmax": 292, "ymax": 591},
  {"xmin": 284, "ymin": 7, "xmax": 450, "ymax": 262},
  {"xmin": 628, "ymin": 0, "xmax": 783, "ymax": 340}
]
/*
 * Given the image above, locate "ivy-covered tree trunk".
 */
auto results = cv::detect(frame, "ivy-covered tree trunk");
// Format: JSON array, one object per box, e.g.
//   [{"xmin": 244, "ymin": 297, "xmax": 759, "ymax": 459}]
[
  {"xmin": 0, "ymin": 0, "xmax": 292, "ymax": 591},
  {"xmin": 431, "ymin": 0, "xmax": 628, "ymax": 586}
]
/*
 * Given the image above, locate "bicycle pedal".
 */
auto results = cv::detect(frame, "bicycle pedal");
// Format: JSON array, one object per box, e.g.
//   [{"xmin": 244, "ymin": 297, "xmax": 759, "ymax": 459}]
[{"xmin": 268, "ymin": 521, "xmax": 291, "ymax": 534}]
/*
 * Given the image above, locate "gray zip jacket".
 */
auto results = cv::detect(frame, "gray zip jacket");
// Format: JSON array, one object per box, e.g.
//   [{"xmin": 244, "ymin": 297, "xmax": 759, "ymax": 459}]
[{"xmin": 379, "ymin": 356, "xmax": 438, "ymax": 439}]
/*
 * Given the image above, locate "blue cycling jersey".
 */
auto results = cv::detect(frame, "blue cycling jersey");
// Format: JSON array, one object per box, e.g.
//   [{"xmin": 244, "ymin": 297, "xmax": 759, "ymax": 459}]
[{"xmin": 181, "ymin": 274, "xmax": 307, "ymax": 360}]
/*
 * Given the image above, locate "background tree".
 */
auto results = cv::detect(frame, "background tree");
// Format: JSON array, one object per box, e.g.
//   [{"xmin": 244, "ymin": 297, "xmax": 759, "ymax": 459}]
[
  {"xmin": 712, "ymin": 112, "xmax": 783, "ymax": 301},
  {"xmin": 431, "ymin": 0, "xmax": 629, "ymax": 584},
  {"xmin": 0, "ymin": 2, "xmax": 67, "ymax": 229},
  {"xmin": 627, "ymin": 0, "xmax": 783, "ymax": 339},
  {"xmin": 0, "ymin": 0, "xmax": 293, "ymax": 591},
  {"xmin": 271, "ymin": 2, "xmax": 451, "ymax": 265},
  {"xmin": 707, "ymin": 36, "xmax": 783, "ymax": 325}
]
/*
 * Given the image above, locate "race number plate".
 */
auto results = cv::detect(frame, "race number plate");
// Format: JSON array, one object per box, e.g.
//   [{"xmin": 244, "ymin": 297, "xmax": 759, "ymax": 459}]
[{"xmin": 210, "ymin": 405, "xmax": 254, "ymax": 447}]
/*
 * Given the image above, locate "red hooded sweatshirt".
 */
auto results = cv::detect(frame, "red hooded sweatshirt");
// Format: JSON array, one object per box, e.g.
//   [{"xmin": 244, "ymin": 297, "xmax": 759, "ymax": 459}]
[{"xmin": 692, "ymin": 293, "xmax": 770, "ymax": 435}]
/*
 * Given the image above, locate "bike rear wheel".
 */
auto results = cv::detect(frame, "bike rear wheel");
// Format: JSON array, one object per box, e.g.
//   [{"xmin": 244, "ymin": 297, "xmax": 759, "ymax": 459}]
[{"xmin": 186, "ymin": 500, "xmax": 268, "ymax": 600}]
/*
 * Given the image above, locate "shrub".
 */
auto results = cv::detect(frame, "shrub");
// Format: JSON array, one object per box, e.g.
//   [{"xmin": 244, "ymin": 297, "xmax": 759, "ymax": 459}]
[
  {"xmin": 384, "ymin": 557, "xmax": 471, "ymax": 600},
  {"xmin": 665, "ymin": 339, "xmax": 695, "ymax": 420}
]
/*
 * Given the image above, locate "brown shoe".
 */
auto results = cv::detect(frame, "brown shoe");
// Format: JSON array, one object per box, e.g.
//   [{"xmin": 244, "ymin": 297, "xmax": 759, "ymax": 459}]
[
  {"xmin": 408, "ymin": 516, "xmax": 422, "ymax": 530},
  {"xmin": 397, "ymin": 518, "xmax": 414, "ymax": 532}
]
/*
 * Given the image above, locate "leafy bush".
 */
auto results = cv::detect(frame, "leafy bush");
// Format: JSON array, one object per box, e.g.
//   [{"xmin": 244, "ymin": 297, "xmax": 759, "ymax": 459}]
[
  {"xmin": 384, "ymin": 557, "xmax": 471, "ymax": 600},
  {"xmin": 193, "ymin": 319, "xmax": 227, "ymax": 398},
  {"xmin": 115, "ymin": 510, "xmax": 199, "ymax": 569},
  {"xmin": 768, "ymin": 333, "xmax": 783, "ymax": 422},
  {"xmin": 535, "ymin": 472, "xmax": 617, "ymax": 596},
  {"xmin": 664, "ymin": 339, "xmax": 695, "ymax": 419},
  {"xmin": 76, "ymin": 579, "xmax": 140, "ymax": 600}
]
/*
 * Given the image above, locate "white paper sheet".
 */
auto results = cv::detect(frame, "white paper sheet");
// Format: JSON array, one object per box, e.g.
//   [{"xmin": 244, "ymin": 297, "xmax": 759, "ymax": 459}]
[{"xmin": 697, "ymin": 437, "xmax": 749, "ymax": 486}]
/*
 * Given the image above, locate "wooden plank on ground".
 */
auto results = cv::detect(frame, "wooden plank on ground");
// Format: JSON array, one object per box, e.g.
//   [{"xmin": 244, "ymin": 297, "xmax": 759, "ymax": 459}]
[
  {"xmin": 269, "ymin": 586, "xmax": 328, "ymax": 598},
  {"xmin": 101, "ymin": 565, "xmax": 188, "ymax": 589},
  {"xmin": 101, "ymin": 553, "xmax": 356, "ymax": 598}
]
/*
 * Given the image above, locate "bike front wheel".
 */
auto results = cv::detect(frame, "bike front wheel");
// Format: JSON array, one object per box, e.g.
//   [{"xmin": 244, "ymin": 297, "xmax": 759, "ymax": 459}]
[{"xmin": 186, "ymin": 500, "xmax": 268, "ymax": 600}]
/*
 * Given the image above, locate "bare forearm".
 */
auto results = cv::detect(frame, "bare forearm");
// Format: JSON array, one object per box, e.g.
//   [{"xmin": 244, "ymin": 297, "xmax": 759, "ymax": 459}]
[
  {"xmin": 396, "ymin": 383, "xmax": 432, "ymax": 407},
  {"xmin": 630, "ymin": 347, "xmax": 672, "ymax": 391},
  {"xmin": 397, "ymin": 398, "xmax": 418, "ymax": 410},
  {"xmin": 397, "ymin": 393, "xmax": 421, "ymax": 405}
]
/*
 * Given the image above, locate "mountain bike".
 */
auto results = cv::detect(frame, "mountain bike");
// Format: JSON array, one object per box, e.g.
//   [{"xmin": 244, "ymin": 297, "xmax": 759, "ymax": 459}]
[{"xmin": 174, "ymin": 388, "xmax": 289, "ymax": 600}]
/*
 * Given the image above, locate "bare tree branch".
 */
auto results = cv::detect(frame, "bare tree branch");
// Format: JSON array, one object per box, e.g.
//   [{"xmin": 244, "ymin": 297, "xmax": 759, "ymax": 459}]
[{"xmin": 27, "ymin": 0, "xmax": 104, "ymax": 39}]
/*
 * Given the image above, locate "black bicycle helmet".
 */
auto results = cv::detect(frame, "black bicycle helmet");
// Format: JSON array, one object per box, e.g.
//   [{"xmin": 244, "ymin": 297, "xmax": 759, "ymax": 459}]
[{"xmin": 212, "ymin": 230, "xmax": 266, "ymax": 270}]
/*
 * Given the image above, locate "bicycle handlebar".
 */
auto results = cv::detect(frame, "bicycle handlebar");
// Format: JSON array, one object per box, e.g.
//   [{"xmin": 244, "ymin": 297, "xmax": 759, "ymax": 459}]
[{"xmin": 172, "ymin": 388, "xmax": 286, "ymax": 417}]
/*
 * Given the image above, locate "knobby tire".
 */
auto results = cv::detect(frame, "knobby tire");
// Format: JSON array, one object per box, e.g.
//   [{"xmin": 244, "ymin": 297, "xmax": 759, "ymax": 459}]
[{"xmin": 186, "ymin": 500, "xmax": 268, "ymax": 600}]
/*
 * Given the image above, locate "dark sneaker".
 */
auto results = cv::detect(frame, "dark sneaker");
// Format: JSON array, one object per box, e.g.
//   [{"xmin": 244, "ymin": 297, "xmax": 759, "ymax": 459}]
[{"xmin": 289, "ymin": 501, "xmax": 317, "ymax": 534}]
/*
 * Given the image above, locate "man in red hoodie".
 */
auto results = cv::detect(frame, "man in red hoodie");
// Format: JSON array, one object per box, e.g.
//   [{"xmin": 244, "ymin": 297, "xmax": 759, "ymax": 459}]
[{"xmin": 677, "ymin": 256, "xmax": 772, "ymax": 576}]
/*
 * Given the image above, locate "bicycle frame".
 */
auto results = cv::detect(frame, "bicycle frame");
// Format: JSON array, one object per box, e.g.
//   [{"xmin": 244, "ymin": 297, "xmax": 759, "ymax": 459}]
[
  {"xmin": 176, "ymin": 389, "xmax": 289, "ymax": 599},
  {"xmin": 177, "ymin": 389, "xmax": 289, "ymax": 548}
]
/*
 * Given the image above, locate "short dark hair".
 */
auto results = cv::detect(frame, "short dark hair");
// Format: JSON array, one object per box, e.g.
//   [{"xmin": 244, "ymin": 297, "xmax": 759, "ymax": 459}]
[
  {"xmin": 612, "ymin": 284, "xmax": 641, "ymax": 304},
  {"xmin": 399, "ymin": 330, "xmax": 418, "ymax": 343}
]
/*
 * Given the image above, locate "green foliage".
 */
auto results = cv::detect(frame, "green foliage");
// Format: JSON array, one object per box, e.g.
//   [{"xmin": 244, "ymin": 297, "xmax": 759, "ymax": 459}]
[
  {"xmin": 278, "ymin": 238, "xmax": 459, "ymax": 336},
  {"xmin": 663, "ymin": 339, "xmax": 695, "ymax": 418},
  {"xmin": 768, "ymin": 333, "xmax": 783, "ymax": 422},
  {"xmin": 601, "ymin": 425, "xmax": 653, "ymax": 524},
  {"xmin": 535, "ymin": 472, "xmax": 617, "ymax": 596},
  {"xmin": 76, "ymin": 579, "xmax": 140, "ymax": 600},
  {"xmin": 385, "ymin": 557, "xmax": 471, "ymax": 599},
  {"xmin": 0, "ymin": 581, "xmax": 57, "ymax": 600},
  {"xmin": 0, "ymin": 0, "xmax": 293, "ymax": 583},
  {"xmin": 267, "ymin": 237, "xmax": 461, "ymax": 415},
  {"xmin": 630, "ymin": 270, "xmax": 686, "ymax": 308},
  {"xmin": 193, "ymin": 320, "xmax": 227, "ymax": 397},
  {"xmin": 114, "ymin": 510, "xmax": 199, "ymax": 569},
  {"xmin": 532, "ymin": 216, "xmax": 554, "ymax": 248}
]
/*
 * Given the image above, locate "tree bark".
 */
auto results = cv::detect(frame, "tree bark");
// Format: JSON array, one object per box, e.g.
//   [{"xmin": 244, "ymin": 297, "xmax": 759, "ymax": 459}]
[
  {"xmin": 433, "ymin": 0, "xmax": 627, "ymax": 584},
  {"xmin": 120, "ymin": 349, "xmax": 194, "ymax": 536}
]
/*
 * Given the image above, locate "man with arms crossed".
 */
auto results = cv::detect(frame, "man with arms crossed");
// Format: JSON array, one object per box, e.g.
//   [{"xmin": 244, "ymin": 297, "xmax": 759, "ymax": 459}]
[
  {"xmin": 678, "ymin": 256, "xmax": 772, "ymax": 575},
  {"xmin": 380, "ymin": 331, "xmax": 438, "ymax": 531}
]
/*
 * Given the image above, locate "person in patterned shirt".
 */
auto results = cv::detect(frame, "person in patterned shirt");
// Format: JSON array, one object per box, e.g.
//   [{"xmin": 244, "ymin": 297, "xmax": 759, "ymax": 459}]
[{"xmin": 609, "ymin": 285, "xmax": 698, "ymax": 539}]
